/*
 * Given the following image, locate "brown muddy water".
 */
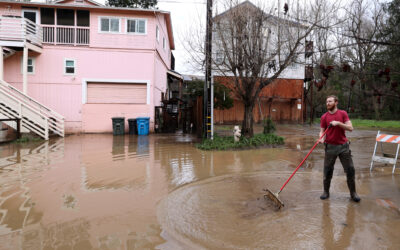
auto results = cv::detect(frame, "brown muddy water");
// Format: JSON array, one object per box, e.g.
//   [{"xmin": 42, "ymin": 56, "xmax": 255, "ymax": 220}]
[{"xmin": 0, "ymin": 125, "xmax": 399, "ymax": 249}]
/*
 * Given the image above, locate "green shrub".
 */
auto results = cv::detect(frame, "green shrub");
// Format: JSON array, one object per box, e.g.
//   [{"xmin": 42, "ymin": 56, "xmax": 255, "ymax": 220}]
[{"xmin": 263, "ymin": 117, "xmax": 276, "ymax": 134}]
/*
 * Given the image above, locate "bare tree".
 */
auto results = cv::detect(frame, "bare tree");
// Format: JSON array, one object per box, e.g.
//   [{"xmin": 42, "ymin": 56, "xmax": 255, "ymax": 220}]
[
  {"xmin": 183, "ymin": 0, "xmax": 342, "ymax": 136},
  {"xmin": 336, "ymin": 0, "xmax": 387, "ymax": 119},
  {"xmin": 305, "ymin": 0, "xmax": 392, "ymax": 120}
]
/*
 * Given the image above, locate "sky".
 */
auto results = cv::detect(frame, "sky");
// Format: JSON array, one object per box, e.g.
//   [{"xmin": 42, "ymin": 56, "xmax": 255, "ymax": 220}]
[
  {"xmin": 156, "ymin": 0, "xmax": 273, "ymax": 75},
  {"xmin": 157, "ymin": 0, "xmax": 208, "ymax": 75},
  {"xmin": 145, "ymin": 0, "xmax": 285, "ymax": 75}
]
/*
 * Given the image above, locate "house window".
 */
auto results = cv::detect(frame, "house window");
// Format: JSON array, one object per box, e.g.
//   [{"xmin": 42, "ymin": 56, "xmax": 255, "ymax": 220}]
[
  {"xmin": 156, "ymin": 25, "xmax": 159, "ymax": 41},
  {"xmin": 41, "ymin": 8, "xmax": 55, "ymax": 25},
  {"xmin": 127, "ymin": 19, "xmax": 146, "ymax": 34},
  {"xmin": 21, "ymin": 57, "xmax": 35, "ymax": 74},
  {"xmin": 215, "ymin": 50, "xmax": 224, "ymax": 64},
  {"xmin": 100, "ymin": 17, "xmax": 120, "ymax": 33},
  {"xmin": 163, "ymin": 37, "xmax": 166, "ymax": 50},
  {"xmin": 77, "ymin": 10, "xmax": 90, "ymax": 27},
  {"xmin": 64, "ymin": 59, "xmax": 75, "ymax": 75},
  {"xmin": 57, "ymin": 9, "xmax": 75, "ymax": 26}
]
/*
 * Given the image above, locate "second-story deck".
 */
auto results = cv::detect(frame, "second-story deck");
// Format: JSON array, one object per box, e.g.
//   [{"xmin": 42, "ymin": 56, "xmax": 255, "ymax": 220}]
[
  {"xmin": 42, "ymin": 25, "xmax": 89, "ymax": 46},
  {"xmin": 0, "ymin": 15, "xmax": 90, "ymax": 50},
  {"xmin": 0, "ymin": 16, "xmax": 43, "ymax": 52}
]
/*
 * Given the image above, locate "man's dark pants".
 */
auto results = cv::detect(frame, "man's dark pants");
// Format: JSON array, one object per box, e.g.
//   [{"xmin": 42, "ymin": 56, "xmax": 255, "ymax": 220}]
[{"xmin": 323, "ymin": 142, "xmax": 356, "ymax": 194}]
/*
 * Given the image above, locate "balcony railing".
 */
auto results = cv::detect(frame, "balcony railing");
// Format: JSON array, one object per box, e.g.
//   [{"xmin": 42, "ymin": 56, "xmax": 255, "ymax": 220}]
[
  {"xmin": 42, "ymin": 25, "xmax": 89, "ymax": 45},
  {"xmin": 0, "ymin": 16, "xmax": 43, "ymax": 47}
]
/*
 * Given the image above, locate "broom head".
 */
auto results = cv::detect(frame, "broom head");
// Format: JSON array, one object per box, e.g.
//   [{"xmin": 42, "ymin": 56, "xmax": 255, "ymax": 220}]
[{"xmin": 264, "ymin": 189, "xmax": 284, "ymax": 209}]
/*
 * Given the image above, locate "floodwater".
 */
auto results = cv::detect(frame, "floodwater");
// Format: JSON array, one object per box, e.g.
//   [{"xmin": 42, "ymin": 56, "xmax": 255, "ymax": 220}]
[{"xmin": 0, "ymin": 125, "xmax": 399, "ymax": 249}]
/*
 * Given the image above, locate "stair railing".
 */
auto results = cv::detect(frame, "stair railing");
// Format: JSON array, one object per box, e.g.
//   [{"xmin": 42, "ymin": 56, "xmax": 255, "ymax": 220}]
[{"xmin": 0, "ymin": 79, "xmax": 64, "ymax": 139}]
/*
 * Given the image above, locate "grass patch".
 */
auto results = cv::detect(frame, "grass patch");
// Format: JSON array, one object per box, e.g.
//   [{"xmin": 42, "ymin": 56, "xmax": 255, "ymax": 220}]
[
  {"xmin": 196, "ymin": 133, "xmax": 284, "ymax": 150},
  {"xmin": 351, "ymin": 119, "xmax": 400, "ymax": 129},
  {"xmin": 313, "ymin": 118, "xmax": 400, "ymax": 129},
  {"xmin": 14, "ymin": 137, "xmax": 43, "ymax": 143}
]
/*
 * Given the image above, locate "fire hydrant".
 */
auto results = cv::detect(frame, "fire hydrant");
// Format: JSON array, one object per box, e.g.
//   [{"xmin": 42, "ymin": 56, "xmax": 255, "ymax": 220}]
[{"xmin": 233, "ymin": 125, "xmax": 241, "ymax": 142}]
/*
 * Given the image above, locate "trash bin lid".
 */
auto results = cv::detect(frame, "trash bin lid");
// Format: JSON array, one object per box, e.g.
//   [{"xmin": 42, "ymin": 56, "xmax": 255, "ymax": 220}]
[
  {"xmin": 128, "ymin": 118, "xmax": 137, "ymax": 121},
  {"xmin": 136, "ymin": 117, "xmax": 150, "ymax": 120},
  {"xmin": 112, "ymin": 117, "xmax": 125, "ymax": 120}
]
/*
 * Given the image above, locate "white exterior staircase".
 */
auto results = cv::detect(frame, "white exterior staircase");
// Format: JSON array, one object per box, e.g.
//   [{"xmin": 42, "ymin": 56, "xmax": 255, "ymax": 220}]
[{"xmin": 0, "ymin": 79, "xmax": 64, "ymax": 140}]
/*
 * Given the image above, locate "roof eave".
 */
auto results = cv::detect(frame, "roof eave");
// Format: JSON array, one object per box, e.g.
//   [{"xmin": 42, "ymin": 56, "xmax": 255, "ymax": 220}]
[
  {"xmin": 164, "ymin": 12, "xmax": 175, "ymax": 50},
  {"xmin": 0, "ymin": 0, "xmax": 169, "ymax": 14}
]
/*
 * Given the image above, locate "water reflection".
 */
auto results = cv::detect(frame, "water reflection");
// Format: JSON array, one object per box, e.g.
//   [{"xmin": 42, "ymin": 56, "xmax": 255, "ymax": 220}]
[
  {"xmin": 0, "ymin": 128, "xmax": 399, "ymax": 249},
  {"xmin": 322, "ymin": 202, "xmax": 355, "ymax": 249},
  {"xmin": 0, "ymin": 139, "xmax": 64, "ymax": 233},
  {"xmin": 82, "ymin": 135, "xmax": 151, "ymax": 191},
  {"xmin": 112, "ymin": 135, "xmax": 125, "ymax": 161},
  {"xmin": 137, "ymin": 136, "xmax": 149, "ymax": 155}
]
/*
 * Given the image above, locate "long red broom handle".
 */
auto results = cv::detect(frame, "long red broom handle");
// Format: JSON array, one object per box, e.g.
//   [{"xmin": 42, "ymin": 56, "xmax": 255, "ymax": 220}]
[{"xmin": 278, "ymin": 125, "xmax": 331, "ymax": 194}]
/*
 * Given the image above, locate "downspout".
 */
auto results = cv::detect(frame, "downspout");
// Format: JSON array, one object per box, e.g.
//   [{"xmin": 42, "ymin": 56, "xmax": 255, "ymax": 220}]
[{"xmin": 152, "ymin": 9, "xmax": 157, "ymax": 132}]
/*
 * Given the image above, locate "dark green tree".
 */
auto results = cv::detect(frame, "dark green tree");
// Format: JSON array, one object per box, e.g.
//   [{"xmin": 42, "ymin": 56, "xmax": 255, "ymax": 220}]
[{"xmin": 106, "ymin": 0, "xmax": 157, "ymax": 8}]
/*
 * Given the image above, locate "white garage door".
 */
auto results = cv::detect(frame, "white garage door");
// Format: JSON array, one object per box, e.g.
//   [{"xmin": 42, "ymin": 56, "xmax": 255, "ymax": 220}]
[{"xmin": 87, "ymin": 82, "xmax": 147, "ymax": 104}]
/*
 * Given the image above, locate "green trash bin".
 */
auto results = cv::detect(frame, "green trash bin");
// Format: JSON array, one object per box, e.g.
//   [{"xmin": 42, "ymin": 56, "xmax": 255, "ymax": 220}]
[{"xmin": 112, "ymin": 117, "xmax": 125, "ymax": 135}]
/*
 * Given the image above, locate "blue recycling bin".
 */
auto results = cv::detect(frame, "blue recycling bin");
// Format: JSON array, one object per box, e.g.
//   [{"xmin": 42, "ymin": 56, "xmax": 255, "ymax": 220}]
[{"xmin": 136, "ymin": 117, "xmax": 150, "ymax": 135}]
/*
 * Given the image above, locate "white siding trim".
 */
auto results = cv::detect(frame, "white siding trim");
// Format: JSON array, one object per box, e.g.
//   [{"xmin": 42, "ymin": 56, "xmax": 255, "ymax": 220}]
[{"xmin": 82, "ymin": 78, "xmax": 151, "ymax": 105}]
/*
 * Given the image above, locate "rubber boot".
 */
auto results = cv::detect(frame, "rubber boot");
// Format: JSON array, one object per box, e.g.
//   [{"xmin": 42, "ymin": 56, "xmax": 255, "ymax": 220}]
[
  {"xmin": 347, "ymin": 178, "xmax": 361, "ymax": 202},
  {"xmin": 320, "ymin": 179, "xmax": 331, "ymax": 200}
]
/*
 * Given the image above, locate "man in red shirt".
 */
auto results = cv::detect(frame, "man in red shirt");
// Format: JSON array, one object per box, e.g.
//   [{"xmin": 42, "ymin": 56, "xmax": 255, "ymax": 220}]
[{"xmin": 319, "ymin": 95, "xmax": 360, "ymax": 202}]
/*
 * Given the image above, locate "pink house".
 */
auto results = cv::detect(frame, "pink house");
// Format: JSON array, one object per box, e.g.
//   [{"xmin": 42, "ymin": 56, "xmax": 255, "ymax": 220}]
[{"xmin": 0, "ymin": 0, "xmax": 178, "ymax": 139}]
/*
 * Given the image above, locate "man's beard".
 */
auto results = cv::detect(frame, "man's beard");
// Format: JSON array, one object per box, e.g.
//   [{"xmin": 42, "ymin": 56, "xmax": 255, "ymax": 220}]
[{"xmin": 327, "ymin": 103, "xmax": 336, "ymax": 111}]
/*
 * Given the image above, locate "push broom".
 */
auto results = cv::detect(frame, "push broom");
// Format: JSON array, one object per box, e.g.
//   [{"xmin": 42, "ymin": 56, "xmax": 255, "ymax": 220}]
[{"xmin": 264, "ymin": 124, "xmax": 332, "ymax": 209}]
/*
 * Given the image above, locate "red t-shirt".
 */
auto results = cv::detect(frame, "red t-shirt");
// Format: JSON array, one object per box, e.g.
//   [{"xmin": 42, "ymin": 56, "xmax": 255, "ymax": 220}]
[{"xmin": 320, "ymin": 109, "xmax": 350, "ymax": 145}]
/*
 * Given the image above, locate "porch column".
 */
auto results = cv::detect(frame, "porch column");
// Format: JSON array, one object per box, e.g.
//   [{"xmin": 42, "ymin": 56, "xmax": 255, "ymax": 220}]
[
  {"xmin": 22, "ymin": 46, "xmax": 28, "ymax": 94},
  {"xmin": 0, "ymin": 46, "xmax": 3, "ymax": 80}
]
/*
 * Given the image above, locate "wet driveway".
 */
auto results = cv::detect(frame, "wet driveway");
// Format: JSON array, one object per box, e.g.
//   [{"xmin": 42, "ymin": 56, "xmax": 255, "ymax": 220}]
[{"xmin": 0, "ymin": 125, "xmax": 399, "ymax": 249}]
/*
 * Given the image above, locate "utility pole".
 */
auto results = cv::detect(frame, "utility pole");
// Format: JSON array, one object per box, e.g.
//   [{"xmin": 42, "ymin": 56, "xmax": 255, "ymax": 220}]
[{"xmin": 204, "ymin": 0, "xmax": 213, "ymax": 139}]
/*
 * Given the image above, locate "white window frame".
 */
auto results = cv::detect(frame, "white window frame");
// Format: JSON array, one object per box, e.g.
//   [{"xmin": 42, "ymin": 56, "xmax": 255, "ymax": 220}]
[
  {"xmin": 64, "ymin": 59, "xmax": 76, "ymax": 75},
  {"xmin": 98, "ymin": 17, "xmax": 121, "ymax": 33},
  {"xmin": 20, "ymin": 57, "xmax": 35, "ymax": 75},
  {"xmin": 81, "ymin": 78, "xmax": 151, "ymax": 104},
  {"xmin": 126, "ymin": 18, "xmax": 147, "ymax": 35},
  {"xmin": 22, "ymin": 9, "xmax": 40, "ymax": 25},
  {"xmin": 163, "ymin": 37, "xmax": 166, "ymax": 50},
  {"xmin": 156, "ymin": 25, "xmax": 159, "ymax": 42}
]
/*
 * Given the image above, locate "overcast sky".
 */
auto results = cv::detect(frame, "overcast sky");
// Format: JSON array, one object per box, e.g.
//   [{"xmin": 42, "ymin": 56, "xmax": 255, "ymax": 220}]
[{"xmin": 157, "ymin": 0, "xmax": 207, "ymax": 75}]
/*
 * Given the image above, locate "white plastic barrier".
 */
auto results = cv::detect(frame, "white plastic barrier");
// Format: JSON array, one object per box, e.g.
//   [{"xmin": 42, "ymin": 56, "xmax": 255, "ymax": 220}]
[{"xmin": 370, "ymin": 131, "xmax": 400, "ymax": 173}]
